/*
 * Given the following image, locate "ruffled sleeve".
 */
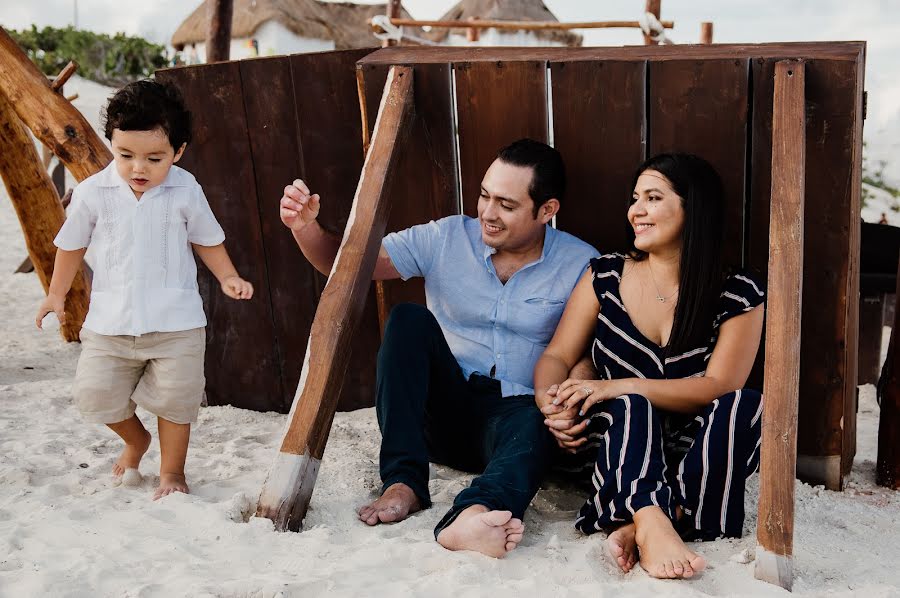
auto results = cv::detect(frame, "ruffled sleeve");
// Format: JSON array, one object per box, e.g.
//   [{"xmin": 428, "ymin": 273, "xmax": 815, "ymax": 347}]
[{"xmin": 715, "ymin": 270, "xmax": 766, "ymax": 329}]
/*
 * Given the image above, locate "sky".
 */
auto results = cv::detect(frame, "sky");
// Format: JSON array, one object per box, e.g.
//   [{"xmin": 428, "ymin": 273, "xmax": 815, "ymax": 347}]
[{"xmin": 1, "ymin": 0, "xmax": 898, "ymax": 183}]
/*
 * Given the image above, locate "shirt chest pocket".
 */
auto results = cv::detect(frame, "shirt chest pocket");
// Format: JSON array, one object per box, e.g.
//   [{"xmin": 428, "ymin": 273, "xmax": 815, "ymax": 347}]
[{"xmin": 514, "ymin": 297, "xmax": 567, "ymax": 345}]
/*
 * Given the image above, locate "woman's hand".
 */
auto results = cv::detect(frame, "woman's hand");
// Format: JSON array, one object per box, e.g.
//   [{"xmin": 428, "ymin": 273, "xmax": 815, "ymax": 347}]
[
  {"xmin": 540, "ymin": 384, "xmax": 590, "ymax": 452},
  {"xmin": 557, "ymin": 378, "xmax": 623, "ymax": 416}
]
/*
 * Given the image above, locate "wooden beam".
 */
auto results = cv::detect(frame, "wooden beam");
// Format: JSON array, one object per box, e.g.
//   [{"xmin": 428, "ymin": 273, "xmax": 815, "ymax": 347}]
[
  {"xmin": 643, "ymin": 0, "xmax": 662, "ymax": 45},
  {"xmin": 384, "ymin": 18, "xmax": 674, "ymax": 31},
  {"xmin": 384, "ymin": 0, "xmax": 402, "ymax": 47},
  {"xmin": 700, "ymin": 22, "xmax": 714, "ymax": 44},
  {"xmin": 0, "ymin": 27, "xmax": 111, "ymax": 181},
  {"xmin": 877, "ymin": 262, "xmax": 900, "ymax": 489},
  {"xmin": 755, "ymin": 59, "xmax": 805, "ymax": 591},
  {"xmin": 50, "ymin": 61, "xmax": 77, "ymax": 91},
  {"xmin": 206, "ymin": 0, "xmax": 233, "ymax": 63},
  {"xmin": 256, "ymin": 66, "xmax": 415, "ymax": 532},
  {"xmin": 0, "ymin": 89, "xmax": 90, "ymax": 342}
]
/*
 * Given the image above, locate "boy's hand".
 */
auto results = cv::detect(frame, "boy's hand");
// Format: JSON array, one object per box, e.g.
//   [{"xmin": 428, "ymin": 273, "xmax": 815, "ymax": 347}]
[
  {"xmin": 222, "ymin": 276, "xmax": 253, "ymax": 300},
  {"xmin": 35, "ymin": 293, "xmax": 66, "ymax": 329},
  {"xmin": 280, "ymin": 179, "xmax": 320, "ymax": 231}
]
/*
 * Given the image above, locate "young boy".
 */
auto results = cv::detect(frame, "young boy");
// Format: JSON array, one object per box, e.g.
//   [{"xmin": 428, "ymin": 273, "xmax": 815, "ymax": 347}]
[{"xmin": 35, "ymin": 79, "xmax": 253, "ymax": 500}]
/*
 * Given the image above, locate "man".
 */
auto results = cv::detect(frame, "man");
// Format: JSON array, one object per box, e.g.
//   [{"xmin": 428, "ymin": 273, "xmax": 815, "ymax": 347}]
[{"xmin": 279, "ymin": 139, "xmax": 597, "ymax": 557}]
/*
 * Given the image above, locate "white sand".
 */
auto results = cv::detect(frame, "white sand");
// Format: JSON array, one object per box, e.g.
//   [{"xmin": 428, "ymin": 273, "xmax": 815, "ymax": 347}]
[{"xmin": 2, "ymin": 78, "xmax": 899, "ymax": 598}]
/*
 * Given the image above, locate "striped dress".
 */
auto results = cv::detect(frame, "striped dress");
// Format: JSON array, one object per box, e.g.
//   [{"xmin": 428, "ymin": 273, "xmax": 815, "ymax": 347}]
[{"xmin": 573, "ymin": 253, "xmax": 766, "ymax": 540}]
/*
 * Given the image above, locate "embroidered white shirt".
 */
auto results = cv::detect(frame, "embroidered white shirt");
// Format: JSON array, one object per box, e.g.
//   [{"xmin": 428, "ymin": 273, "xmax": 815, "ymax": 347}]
[{"xmin": 54, "ymin": 162, "xmax": 225, "ymax": 336}]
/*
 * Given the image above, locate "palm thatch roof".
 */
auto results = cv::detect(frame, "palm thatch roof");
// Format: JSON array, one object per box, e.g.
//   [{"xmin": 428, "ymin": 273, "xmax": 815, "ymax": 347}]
[
  {"xmin": 424, "ymin": 0, "xmax": 582, "ymax": 47},
  {"xmin": 171, "ymin": 0, "xmax": 417, "ymax": 50}
]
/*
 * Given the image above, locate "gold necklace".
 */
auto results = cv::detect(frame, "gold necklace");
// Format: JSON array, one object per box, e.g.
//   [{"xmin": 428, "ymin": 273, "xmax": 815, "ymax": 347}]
[{"xmin": 647, "ymin": 260, "xmax": 678, "ymax": 303}]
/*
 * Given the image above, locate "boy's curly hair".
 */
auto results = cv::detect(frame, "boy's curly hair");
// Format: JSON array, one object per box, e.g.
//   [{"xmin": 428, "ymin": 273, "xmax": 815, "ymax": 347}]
[{"xmin": 103, "ymin": 79, "xmax": 192, "ymax": 150}]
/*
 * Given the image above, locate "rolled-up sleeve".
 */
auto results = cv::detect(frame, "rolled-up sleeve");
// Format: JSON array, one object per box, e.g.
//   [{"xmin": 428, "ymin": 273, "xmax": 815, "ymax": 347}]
[
  {"xmin": 54, "ymin": 186, "xmax": 95, "ymax": 250},
  {"xmin": 382, "ymin": 218, "xmax": 446, "ymax": 281},
  {"xmin": 186, "ymin": 186, "xmax": 226, "ymax": 246}
]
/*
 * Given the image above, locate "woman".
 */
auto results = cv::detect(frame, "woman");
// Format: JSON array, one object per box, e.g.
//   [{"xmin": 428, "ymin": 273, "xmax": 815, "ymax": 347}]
[{"xmin": 534, "ymin": 154, "xmax": 765, "ymax": 579}]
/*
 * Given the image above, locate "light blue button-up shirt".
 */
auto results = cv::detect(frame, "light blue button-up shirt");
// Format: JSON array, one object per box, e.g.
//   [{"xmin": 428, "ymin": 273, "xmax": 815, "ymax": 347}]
[{"xmin": 383, "ymin": 215, "xmax": 598, "ymax": 397}]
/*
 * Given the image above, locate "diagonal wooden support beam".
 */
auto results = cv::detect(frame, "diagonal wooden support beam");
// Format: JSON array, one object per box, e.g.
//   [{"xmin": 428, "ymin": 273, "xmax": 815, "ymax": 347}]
[
  {"xmin": 755, "ymin": 59, "xmax": 805, "ymax": 591},
  {"xmin": 256, "ymin": 65, "xmax": 415, "ymax": 532},
  {"xmin": 0, "ymin": 27, "xmax": 111, "ymax": 181}
]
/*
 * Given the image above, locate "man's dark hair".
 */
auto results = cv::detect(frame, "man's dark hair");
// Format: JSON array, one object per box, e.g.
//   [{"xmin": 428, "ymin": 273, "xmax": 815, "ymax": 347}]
[
  {"xmin": 103, "ymin": 79, "xmax": 192, "ymax": 150},
  {"xmin": 496, "ymin": 138, "xmax": 565, "ymax": 217}
]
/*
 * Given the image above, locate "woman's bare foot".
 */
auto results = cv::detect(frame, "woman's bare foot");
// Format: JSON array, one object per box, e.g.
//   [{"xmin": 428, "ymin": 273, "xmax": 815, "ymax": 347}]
[
  {"xmin": 606, "ymin": 523, "xmax": 638, "ymax": 573},
  {"xmin": 111, "ymin": 428, "xmax": 151, "ymax": 478},
  {"xmin": 358, "ymin": 483, "xmax": 421, "ymax": 525},
  {"xmin": 633, "ymin": 506, "xmax": 706, "ymax": 579},
  {"xmin": 153, "ymin": 473, "xmax": 189, "ymax": 500},
  {"xmin": 436, "ymin": 505, "xmax": 524, "ymax": 558}
]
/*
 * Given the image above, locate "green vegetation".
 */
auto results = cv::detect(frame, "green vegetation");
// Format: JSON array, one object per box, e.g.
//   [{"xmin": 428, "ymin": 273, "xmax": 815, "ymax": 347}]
[
  {"xmin": 863, "ymin": 145, "xmax": 900, "ymax": 212},
  {"xmin": 8, "ymin": 26, "xmax": 167, "ymax": 86}
]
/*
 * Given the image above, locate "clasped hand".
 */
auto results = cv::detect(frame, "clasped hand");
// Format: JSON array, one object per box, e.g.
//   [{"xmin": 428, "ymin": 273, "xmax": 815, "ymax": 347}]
[{"xmin": 541, "ymin": 378, "xmax": 618, "ymax": 453}]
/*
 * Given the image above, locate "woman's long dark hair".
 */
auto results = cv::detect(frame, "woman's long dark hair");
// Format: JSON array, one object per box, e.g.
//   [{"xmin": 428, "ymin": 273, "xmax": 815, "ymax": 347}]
[{"xmin": 627, "ymin": 153, "xmax": 725, "ymax": 356}]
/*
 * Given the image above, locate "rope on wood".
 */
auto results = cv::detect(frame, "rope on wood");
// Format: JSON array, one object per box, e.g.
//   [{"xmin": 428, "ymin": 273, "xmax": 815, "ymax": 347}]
[{"xmin": 640, "ymin": 11, "xmax": 674, "ymax": 44}]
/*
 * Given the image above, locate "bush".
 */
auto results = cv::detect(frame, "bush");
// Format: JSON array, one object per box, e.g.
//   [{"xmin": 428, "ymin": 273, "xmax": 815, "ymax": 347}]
[{"xmin": 8, "ymin": 26, "xmax": 168, "ymax": 87}]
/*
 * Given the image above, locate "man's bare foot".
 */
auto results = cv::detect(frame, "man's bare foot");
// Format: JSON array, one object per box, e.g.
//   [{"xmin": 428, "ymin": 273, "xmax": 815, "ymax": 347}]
[
  {"xmin": 111, "ymin": 428, "xmax": 151, "ymax": 478},
  {"xmin": 153, "ymin": 473, "xmax": 189, "ymax": 500},
  {"xmin": 606, "ymin": 523, "xmax": 638, "ymax": 573},
  {"xmin": 634, "ymin": 506, "xmax": 706, "ymax": 579},
  {"xmin": 436, "ymin": 505, "xmax": 524, "ymax": 558},
  {"xmin": 358, "ymin": 483, "xmax": 421, "ymax": 525}
]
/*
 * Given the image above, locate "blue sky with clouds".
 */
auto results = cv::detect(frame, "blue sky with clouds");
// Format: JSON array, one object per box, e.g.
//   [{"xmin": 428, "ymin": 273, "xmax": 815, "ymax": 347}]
[{"xmin": 2, "ymin": 0, "xmax": 897, "ymax": 182}]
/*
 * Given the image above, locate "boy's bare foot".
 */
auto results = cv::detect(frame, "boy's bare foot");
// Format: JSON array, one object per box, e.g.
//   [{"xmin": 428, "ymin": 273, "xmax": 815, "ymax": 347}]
[
  {"xmin": 358, "ymin": 483, "xmax": 421, "ymax": 525},
  {"xmin": 111, "ymin": 428, "xmax": 151, "ymax": 478},
  {"xmin": 436, "ymin": 505, "xmax": 524, "ymax": 558},
  {"xmin": 153, "ymin": 473, "xmax": 189, "ymax": 500},
  {"xmin": 606, "ymin": 523, "xmax": 638, "ymax": 573},
  {"xmin": 634, "ymin": 506, "xmax": 706, "ymax": 579}
]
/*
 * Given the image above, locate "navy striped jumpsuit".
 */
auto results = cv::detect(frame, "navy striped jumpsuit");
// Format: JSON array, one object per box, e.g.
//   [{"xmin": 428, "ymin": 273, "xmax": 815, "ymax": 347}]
[{"xmin": 570, "ymin": 254, "xmax": 766, "ymax": 540}]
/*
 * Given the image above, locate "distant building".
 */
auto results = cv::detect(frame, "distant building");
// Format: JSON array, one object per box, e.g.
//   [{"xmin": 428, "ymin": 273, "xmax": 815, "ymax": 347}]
[
  {"xmin": 171, "ymin": 0, "xmax": 418, "ymax": 61},
  {"xmin": 424, "ymin": 0, "xmax": 582, "ymax": 47}
]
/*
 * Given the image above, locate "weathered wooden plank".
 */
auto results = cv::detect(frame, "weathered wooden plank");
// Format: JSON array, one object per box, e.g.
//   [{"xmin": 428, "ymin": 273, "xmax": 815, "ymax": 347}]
[
  {"xmin": 289, "ymin": 48, "xmax": 382, "ymax": 411},
  {"xmin": 205, "ymin": 0, "xmax": 233, "ymax": 63},
  {"xmin": 755, "ymin": 59, "xmax": 805, "ymax": 592},
  {"xmin": 0, "ymin": 88, "xmax": 90, "ymax": 342},
  {"xmin": 358, "ymin": 61, "xmax": 460, "ymax": 330},
  {"xmin": 550, "ymin": 60, "xmax": 646, "ymax": 252},
  {"xmin": 357, "ymin": 42, "xmax": 864, "ymax": 66},
  {"xmin": 877, "ymin": 261, "xmax": 900, "ymax": 489},
  {"xmin": 647, "ymin": 58, "xmax": 749, "ymax": 270},
  {"xmin": 257, "ymin": 66, "xmax": 415, "ymax": 532},
  {"xmin": 454, "ymin": 60, "xmax": 548, "ymax": 216},
  {"xmin": 0, "ymin": 27, "xmax": 111, "ymax": 181},
  {"xmin": 157, "ymin": 62, "xmax": 283, "ymax": 412}
]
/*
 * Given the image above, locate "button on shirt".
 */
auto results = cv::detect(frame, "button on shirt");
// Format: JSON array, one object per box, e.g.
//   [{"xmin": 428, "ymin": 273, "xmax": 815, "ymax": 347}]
[
  {"xmin": 383, "ymin": 215, "xmax": 598, "ymax": 396},
  {"xmin": 54, "ymin": 162, "xmax": 225, "ymax": 336}
]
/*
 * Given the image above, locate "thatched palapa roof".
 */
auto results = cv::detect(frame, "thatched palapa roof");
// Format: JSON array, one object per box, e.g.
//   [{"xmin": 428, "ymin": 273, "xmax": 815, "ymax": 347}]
[
  {"xmin": 171, "ymin": 0, "xmax": 417, "ymax": 50},
  {"xmin": 424, "ymin": 0, "xmax": 582, "ymax": 47}
]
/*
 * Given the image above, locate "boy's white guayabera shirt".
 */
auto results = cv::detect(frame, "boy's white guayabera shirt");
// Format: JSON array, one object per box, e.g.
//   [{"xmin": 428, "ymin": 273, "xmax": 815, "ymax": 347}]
[{"xmin": 55, "ymin": 162, "xmax": 225, "ymax": 336}]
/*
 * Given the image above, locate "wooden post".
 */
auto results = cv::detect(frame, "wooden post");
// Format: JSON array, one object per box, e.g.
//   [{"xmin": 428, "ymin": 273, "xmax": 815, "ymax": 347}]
[
  {"xmin": 700, "ymin": 22, "xmax": 713, "ymax": 44},
  {"xmin": 877, "ymin": 262, "xmax": 900, "ymax": 489},
  {"xmin": 50, "ymin": 61, "xmax": 77, "ymax": 91},
  {"xmin": 755, "ymin": 59, "xmax": 805, "ymax": 591},
  {"xmin": 256, "ymin": 66, "xmax": 415, "ymax": 532},
  {"xmin": 467, "ymin": 17, "xmax": 481, "ymax": 43},
  {"xmin": 0, "ymin": 89, "xmax": 90, "ymax": 342},
  {"xmin": 643, "ymin": 0, "xmax": 662, "ymax": 45},
  {"xmin": 206, "ymin": 0, "xmax": 233, "ymax": 63},
  {"xmin": 383, "ymin": 0, "xmax": 402, "ymax": 47},
  {"xmin": 0, "ymin": 27, "xmax": 112, "ymax": 181}
]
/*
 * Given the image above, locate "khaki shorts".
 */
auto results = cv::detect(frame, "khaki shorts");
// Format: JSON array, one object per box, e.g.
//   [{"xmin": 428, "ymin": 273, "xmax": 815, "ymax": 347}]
[{"xmin": 74, "ymin": 327, "xmax": 206, "ymax": 425}]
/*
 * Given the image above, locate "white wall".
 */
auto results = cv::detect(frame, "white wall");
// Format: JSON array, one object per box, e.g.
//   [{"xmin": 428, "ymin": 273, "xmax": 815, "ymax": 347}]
[
  {"xmin": 443, "ymin": 30, "xmax": 569, "ymax": 47},
  {"xmin": 184, "ymin": 21, "xmax": 336, "ymax": 62}
]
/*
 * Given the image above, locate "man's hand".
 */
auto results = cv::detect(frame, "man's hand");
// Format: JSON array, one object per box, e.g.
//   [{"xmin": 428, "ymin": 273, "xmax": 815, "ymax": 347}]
[
  {"xmin": 35, "ymin": 293, "xmax": 66, "ymax": 329},
  {"xmin": 541, "ymin": 384, "xmax": 589, "ymax": 453},
  {"xmin": 221, "ymin": 275, "xmax": 254, "ymax": 300},
  {"xmin": 280, "ymin": 178, "xmax": 320, "ymax": 231}
]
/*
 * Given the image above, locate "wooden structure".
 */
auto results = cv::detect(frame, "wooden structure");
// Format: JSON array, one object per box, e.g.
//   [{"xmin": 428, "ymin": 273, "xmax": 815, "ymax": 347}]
[
  {"xmin": 876, "ymin": 263, "xmax": 900, "ymax": 490},
  {"xmin": 0, "ymin": 29, "xmax": 105, "ymax": 340},
  {"xmin": 158, "ymin": 42, "xmax": 864, "ymax": 589},
  {"xmin": 206, "ymin": 0, "xmax": 234, "ymax": 63}
]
